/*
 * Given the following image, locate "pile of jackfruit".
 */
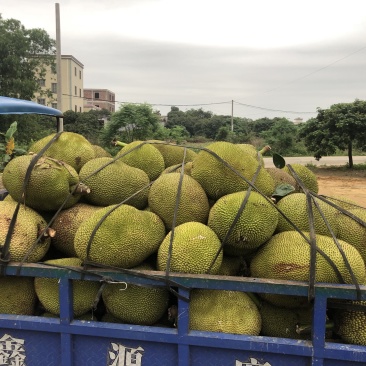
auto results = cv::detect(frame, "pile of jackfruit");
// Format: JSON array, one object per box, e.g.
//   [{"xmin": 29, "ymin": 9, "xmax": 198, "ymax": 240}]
[{"xmin": 0, "ymin": 131, "xmax": 366, "ymax": 346}]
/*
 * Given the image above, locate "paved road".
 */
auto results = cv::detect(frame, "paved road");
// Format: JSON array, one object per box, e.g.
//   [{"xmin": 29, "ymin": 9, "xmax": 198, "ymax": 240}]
[{"xmin": 263, "ymin": 156, "xmax": 366, "ymax": 168}]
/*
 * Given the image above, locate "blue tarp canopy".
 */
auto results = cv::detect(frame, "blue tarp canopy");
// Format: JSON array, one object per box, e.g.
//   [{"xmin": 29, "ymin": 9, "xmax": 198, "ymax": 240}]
[{"xmin": 0, "ymin": 96, "xmax": 63, "ymax": 117}]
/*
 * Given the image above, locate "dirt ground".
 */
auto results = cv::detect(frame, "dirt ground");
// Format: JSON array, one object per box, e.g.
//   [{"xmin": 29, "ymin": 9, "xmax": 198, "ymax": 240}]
[{"xmin": 314, "ymin": 168, "xmax": 366, "ymax": 208}]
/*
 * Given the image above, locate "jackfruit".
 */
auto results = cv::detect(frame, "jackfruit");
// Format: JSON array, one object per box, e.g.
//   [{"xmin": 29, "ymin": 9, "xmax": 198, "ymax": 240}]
[
  {"xmin": 29, "ymin": 131, "xmax": 95, "ymax": 172},
  {"xmin": 250, "ymin": 231, "xmax": 366, "ymax": 307},
  {"xmin": 148, "ymin": 173, "xmax": 210, "ymax": 230},
  {"xmin": 237, "ymin": 143, "xmax": 265, "ymax": 166},
  {"xmin": 0, "ymin": 200, "xmax": 51, "ymax": 262},
  {"xmin": 208, "ymin": 190, "xmax": 278, "ymax": 252},
  {"xmin": 0, "ymin": 276, "xmax": 37, "ymax": 315},
  {"xmin": 336, "ymin": 207, "xmax": 366, "ymax": 262},
  {"xmin": 161, "ymin": 162, "xmax": 193, "ymax": 176},
  {"xmin": 92, "ymin": 144, "xmax": 112, "ymax": 158},
  {"xmin": 260, "ymin": 301, "xmax": 314, "ymax": 339},
  {"xmin": 266, "ymin": 167, "xmax": 298, "ymax": 191},
  {"xmin": 50, "ymin": 203, "xmax": 101, "ymax": 257},
  {"xmin": 102, "ymin": 263, "xmax": 170, "ymax": 325},
  {"xmin": 283, "ymin": 163, "xmax": 318, "ymax": 193},
  {"xmin": 74, "ymin": 204, "xmax": 166, "ymax": 268},
  {"xmin": 191, "ymin": 141, "xmax": 275, "ymax": 200},
  {"xmin": 217, "ymin": 255, "xmax": 248, "ymax": 276},
  {"xmin": 333, "ymin": 300, "xmax": 366, "ymax": 346},
  {"xmin": 34, "ymin": 257, "xmax": 101, "ymax": 316},
  {"xmin": 147, "ymin": 140, "xmax": 197, "ymax": 167},
  {"xmin": 157, "ymin": 222, "xmax": 223, "ymax": 275},
  {"xmin": 276, "ymin": 192, "xmax": 338, "ymax": 236},
  {"xmin": 2, "ymin": 154, "xmax": 84, "ymax": 212},
  {"xmin": 79, "ymin": 157, "xmax": 149, "ymax": 208},
  {"xmin": 116, "ymin": 140, "xmax": 165, "ymax": 181},
  {"xmin": 189, "ymin": 289, "xmax": 261, "ymax": 335}
]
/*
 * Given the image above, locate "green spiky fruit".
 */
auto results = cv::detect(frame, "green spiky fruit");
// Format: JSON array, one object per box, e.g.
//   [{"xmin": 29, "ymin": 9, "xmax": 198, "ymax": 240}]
[
  {"xmin": 29, "ymin": 131, "xmax": 96, "ymax": 172},
  {"xmin": 116, "ymin": 141, "xmax": 165, "ymax": 181},
  {"xmin": 74, "ymin": 204, "xmax": 166, "ymax": 268},
  {"xmin": 0, "ymin": 200, "xmax": 51, "ymax": 262},
  {"xmin": 102, "ymin": 263, "xmax": 170, "ymax": 325},
  {"xmin": 79, "ymin": 157, "xmax": 150, "ymax": 208},
  {"xmin": 2, "ymin": 154, "xmax": 83, "ymax": 211},
  {"xmin": 189, "ymin": 289, "xmax": 261, "ymax": 335},
  {"xmin": 191, "ymin": 141, "xmax": 275, "ymax": 200},
  {"xmin": 208, "ymin": 190, "xmax": 278, "ymax": 252},
  {"xmin": 148, "ymin": 173, "xmax": 210, "ymax": 230},
  {"xmin": 34, "ymin": 257, "xmax": 100, "ymax": 316},
  {"xmin": 0, "ymin": 276, "xmax": 37, "ymax": 315},
  {"xmin": 283, "ymin": 163, "xmax": 318, "ymax": 193},
  {"xmin": 157, "ymin": 222, "xmax": 223, "ymax": 275},
  {"xmin": 276, "ymin": 193, "xmax": 338, "ymax": 236}
]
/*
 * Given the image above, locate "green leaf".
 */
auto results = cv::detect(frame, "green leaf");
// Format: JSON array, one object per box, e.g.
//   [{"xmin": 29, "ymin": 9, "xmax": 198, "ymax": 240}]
[
  {"xmin": 272, "ymin": 183, "xmax": 295, "ymax": 200},
  {"xmin": 272, "ymin": 152, "xmax": 286, "ymax": 168},
  {"xmin": 5, "ymin": 122, "xmax": 17, "ymax": 141}
]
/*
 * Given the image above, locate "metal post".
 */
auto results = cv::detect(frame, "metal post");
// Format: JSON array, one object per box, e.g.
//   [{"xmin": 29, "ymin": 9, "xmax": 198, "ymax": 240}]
[
  {"xmin": 55, "ymin": 3, "xmax": 63, "ymax": 131},
  {"xmin": 231, "ymin": 99, "xmax": 234, "ymax": 132}
]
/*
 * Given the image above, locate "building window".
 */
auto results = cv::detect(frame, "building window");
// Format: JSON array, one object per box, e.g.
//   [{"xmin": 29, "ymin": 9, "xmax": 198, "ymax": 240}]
[
  {"xmin": 79, "ymin": 88, "xmax": 82, "ymax": 97},
  {"xmin": 79, "ymin": 70, "xmax": 82, "ymax": 79},
  {"xmin": 37, "ymin": 98, "xmax": 46, "ymax": 105},
  {"xmin": 51, "ymin": 83, "xmax": 57, "ymax": 93},
  {"xmin": 94, "ymin": 92, "xmax": 100, "ymax": 99},
  {"xmin": 52, "ymin": 102, "xmax": 58, "ymax": 109},
  {"xmin": 75, "ymin": 86, "xmax": 77, "ymax": 95},
  {"xmin": 38, "ymin": 79, "xmax": 45, "ymax": 87},
  {"xmin": 75, "ymin": 67, "xmax": 77, "ymax": 76},
  {"xmin": 80, "ymin": 106, "xmax": 82, "ymax": 112},
  {"xmin": 75, "ymin": 105, "xmax": 77, "ymax": 112}
]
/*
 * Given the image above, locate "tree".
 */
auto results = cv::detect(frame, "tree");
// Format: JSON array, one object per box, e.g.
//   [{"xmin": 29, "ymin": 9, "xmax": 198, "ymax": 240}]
[
  {"xmin": 261, "ymin": 118, "xmax": 298, "ymax": 155},
  {"xmin": 101, "ymin": 103, "xmax": 161, "ymax": 144},
  {"xmin": 0, "ymin": 15, "xmax": 56, "ymax": 99},
  {"xmin": 299, "ymin": 100, "xmax": 366, "ymax": 168}
]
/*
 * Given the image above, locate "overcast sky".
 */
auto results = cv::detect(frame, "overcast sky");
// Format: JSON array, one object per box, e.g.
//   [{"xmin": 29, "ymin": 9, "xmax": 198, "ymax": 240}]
[{"xmin": 2, "ymin": 0, "xmax": 366, "ymax": 121}]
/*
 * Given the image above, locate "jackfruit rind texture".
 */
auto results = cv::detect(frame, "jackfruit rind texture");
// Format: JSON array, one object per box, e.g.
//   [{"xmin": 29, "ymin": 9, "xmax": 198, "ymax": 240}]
[
  {"xmin": 102, "ymin": 263, "xmax": 170, "ymax": 325},
  {"xmin": 0, "ymin": 201, "xmax": 51, "ymax": 262},
  {"xmin": 283, "ymin": 163, "xmax": 318, "ymax": 194},
  {"xmin": 191, "ymin": 141, "xmax": 275, "ymax": 200},
  {"xmin": 74, "ymin": 204, "xmax": 166, "ymax": 268},
  {"xmin": 334, "ymin": 300, "xmax": 366, "ymax": 346},
  {"xmin": 79, "ymin": 157, "xmax": 149, "ymax": 208},
  {"xmin": 2, "ymin": 154, "xmax": 81, "ymax": 211},
  {"xmin": 148, "ymin": 173, "xmax": 210, "ymax": 230},
  {"xmin": 336, "ymin": 207, "xmax": 366, "ymax": 263},
  {"xmin": 157, "ymin": 222, "xmax": 223, "ymax": 275},
  {"xmin": 250, "ymin": 231, "xmax": 366, "ymax": 285},
  {"xmin": 259, "ymin": 301, "xmax": 313, "ymax": 339},
  {"xmin": 34, "ymin": 257, "xmax": 100, "ymax": 316},
  {"xmin": 0, "ymin": 276, "xmax": 37, "ymax": 315},
  {"xmin": 208, "ymin": 190, "xmax": 279, "ymax": 251},
  {"xmin": 29, "ymin": 132, "xmax": 96, "ymax": 172},
  {"xmin": 116, "ymin": 141, "xmax": 165, "ymax": 181},
  {"xmin": 276, "ymin": 193, "xmax": 338, "ymax": 236},
  {"xmin": 147, "ymin": 140, "xmax": 198, "ymax": 168},
  {"xmin": 189, "ymin": 289, "xmax": 261, "ymax": 335},
  {"xmin": 51, "ymin": 203, "xmax": 102, "ymax": 257}
]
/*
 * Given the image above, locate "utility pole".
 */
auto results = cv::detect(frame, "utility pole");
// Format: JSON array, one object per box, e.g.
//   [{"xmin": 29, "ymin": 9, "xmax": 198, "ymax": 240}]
[
  {"xmin": 55, "ymin": 3, "xmax": 63, "ymax": 130},
  {"xmin": 231, "ymin": 100, "xmax": 234, "ymax": 132}
]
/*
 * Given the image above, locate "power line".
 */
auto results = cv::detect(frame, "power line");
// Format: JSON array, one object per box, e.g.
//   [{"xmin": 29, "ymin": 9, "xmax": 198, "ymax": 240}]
[{"xmin": 233, "ymin": 101, "xmax": 315, "ymax": 114}]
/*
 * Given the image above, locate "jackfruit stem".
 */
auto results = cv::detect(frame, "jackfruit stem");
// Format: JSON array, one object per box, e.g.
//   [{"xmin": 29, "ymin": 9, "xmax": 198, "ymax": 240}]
[
  {"xmin": 111, "ymin": 139, "xmax": 127, "ymax": 147},
  {"xmin": 72, "ymin": 183, "xmax": 91, "ymax": 195},
  {"xmin": 38, "ymin": 227, "xmax": 56, "ymax": 241},
  {"xmin": 296, "ymin": 321, "xmax": 335, "ymax": 334},
  {"xmin": 259, "ymin": 145, "xmax": 271, "ymax": 156}
]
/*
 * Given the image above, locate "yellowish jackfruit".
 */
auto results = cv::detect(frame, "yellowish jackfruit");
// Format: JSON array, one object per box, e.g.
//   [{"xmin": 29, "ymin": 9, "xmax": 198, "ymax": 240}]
[
  {"xmin": 148, "ymin": 173, "xmax": 210, "ymax": 230},
  {"xmin": 34, "ymin": 257, "xmax": 100, "ymax": 317},
  {"xmin": 191, "ymin": 141, "xmax": 275, "ymax": 200},
  {"xmin": 74, "ymin": 204, "xmax": 166, "ymax": 268},
  {"xmin": 189, "ymin": 289, "xmax": 261, "ymax": 335},
  {"xmin": 283, "ymin": 163, "xmax": 318, "ymax": 193},
  {"xmin": 29, "ymin": 131, "xmax": 95, "ymax": 172},
  {"xmin": 157, "ymin": 222, "xmax": 223, "ymax": 275}
]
